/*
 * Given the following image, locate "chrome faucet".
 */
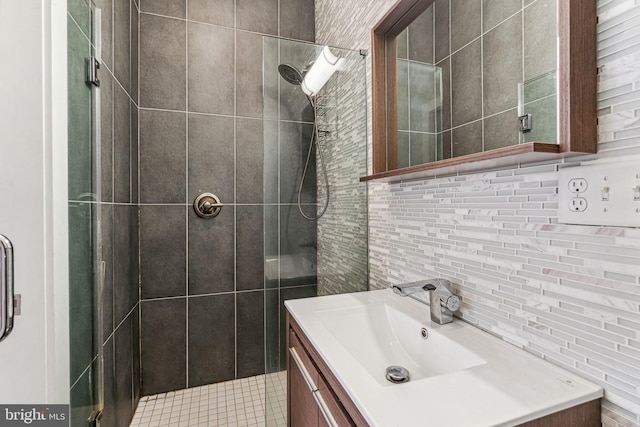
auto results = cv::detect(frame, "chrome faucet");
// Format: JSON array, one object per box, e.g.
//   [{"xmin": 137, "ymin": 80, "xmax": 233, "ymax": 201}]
[{"xmin": 392, "ymin": 278, "xmax": 460, "ymax": 324}]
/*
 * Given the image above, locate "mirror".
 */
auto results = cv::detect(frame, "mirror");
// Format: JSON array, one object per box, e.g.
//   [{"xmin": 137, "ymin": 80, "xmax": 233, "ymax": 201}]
[{"xmin": 368, "ymin": 0, "xmax": 596, "ymax": 179}]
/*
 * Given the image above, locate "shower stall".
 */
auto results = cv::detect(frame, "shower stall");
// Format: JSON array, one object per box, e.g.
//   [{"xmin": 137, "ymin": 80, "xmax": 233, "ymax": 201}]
[{"xmin": 66, "ymin": 2, "xmax": 368, "ymax": 424}]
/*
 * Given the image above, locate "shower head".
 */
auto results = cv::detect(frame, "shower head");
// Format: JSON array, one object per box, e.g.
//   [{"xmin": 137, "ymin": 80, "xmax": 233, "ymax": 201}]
[{"xmin": 278, "ymin": 64, "xmax": 304, "ymax": 86}]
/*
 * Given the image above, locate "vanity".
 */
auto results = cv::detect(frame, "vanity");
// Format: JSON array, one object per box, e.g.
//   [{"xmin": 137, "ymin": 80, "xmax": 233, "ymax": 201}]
[{"xmin": 285, "ymin": 290, "xmax": 603, "ymax": 426}]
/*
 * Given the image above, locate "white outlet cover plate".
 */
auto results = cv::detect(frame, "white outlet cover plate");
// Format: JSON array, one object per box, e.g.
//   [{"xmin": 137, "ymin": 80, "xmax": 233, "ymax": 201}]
[{"xmin": 558, "ymin": 160, "xmax": 640, "ymax": 227}]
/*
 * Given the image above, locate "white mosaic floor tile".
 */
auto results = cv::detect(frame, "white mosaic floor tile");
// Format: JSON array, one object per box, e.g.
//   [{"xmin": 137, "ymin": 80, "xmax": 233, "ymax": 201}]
[{"xmin": 129, "ymin": 372, "xmax": 287, "ymax": 427}]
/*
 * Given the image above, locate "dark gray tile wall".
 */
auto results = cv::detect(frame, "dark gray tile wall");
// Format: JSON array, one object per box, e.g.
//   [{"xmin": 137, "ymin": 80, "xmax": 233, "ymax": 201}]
[
  {"xmin": 433, "ymin": 0, "xmax": 558, "ymax": 158},
  {"xmin": 138, "ymin": 0, "xmax": 315, "ymax": 394},
  {"xmin": 93, "ymin": 1, "xmax": 141, "ymax": 426}
]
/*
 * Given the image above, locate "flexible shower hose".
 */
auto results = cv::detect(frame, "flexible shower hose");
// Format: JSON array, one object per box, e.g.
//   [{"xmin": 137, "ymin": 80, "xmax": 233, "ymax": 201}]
[{"xmin": 297, "ymin": 95, "xmax": 330, "ymax": 221}]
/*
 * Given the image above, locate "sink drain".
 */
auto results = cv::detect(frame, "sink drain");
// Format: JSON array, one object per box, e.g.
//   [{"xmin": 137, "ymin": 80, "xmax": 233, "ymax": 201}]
[{"xmin": 385, "ymin": 365, "xmax": 410, "ymax": 384}]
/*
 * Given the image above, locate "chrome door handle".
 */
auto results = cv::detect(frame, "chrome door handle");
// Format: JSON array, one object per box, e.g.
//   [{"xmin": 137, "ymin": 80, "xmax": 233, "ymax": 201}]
[
  {"xmin": 313, "ymin": 390, "xmax": 339, "ymax": 427},
  {"xmin": 0, "ymin": 234, "xmax": 14, "ymax": 342},
  {"xmin": 289, "ymin": 347, "xmax": 318, "ymax": 392}
]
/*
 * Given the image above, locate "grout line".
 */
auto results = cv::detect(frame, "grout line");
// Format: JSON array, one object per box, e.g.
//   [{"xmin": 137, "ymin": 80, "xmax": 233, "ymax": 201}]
[
  {"xmin": 448, "ymin": 0, "xmax": 453, "ymax": 157},
  {"xmin": 480, "ymin": 0, "xmax": 485, "ymax": 153},
  {"xmin": 138, "ymin": 106, "xmax": 314, "ymax": 124},
  {"xmin": 136, "ymin": 0, "xmax": 143, "ymax": 400},
  {"xmin": 234, "ymin": 0, "xmax": 239, "ymax": 381},
  {"xmin": 184, "ymin": 0, "xmax": 190, "ymax": 389}
]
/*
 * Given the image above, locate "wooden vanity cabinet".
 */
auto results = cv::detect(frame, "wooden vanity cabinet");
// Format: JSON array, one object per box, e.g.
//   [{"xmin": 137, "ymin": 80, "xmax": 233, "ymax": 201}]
[{"xmin": 287, "ymin": 313, "xmax": 366, "ymax": 427}]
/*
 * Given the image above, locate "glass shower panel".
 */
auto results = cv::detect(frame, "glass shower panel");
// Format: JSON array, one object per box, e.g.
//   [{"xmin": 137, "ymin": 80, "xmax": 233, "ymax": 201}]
[
  {"xmin": 397, "ymin": 60, "xmax": 443, "ymax": 167},
  {"xmin": 68, "ymin": 2, "xmax": 102, "ymax": 425},
  {"xmin": 262, "ymin": 37, "xmax": 368, "ymax": 427}
]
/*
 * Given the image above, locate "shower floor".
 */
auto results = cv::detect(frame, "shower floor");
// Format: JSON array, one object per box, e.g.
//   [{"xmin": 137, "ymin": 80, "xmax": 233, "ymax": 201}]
[{"xmin": 129, "ymin": 371, "xmax": 287, "ymax": 427}]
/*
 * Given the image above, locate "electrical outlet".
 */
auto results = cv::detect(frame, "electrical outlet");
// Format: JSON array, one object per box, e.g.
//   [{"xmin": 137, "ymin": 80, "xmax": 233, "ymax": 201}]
[
  {"xmin": 569, "ymin": 197, "xmax": 587, "ymax": 212},
  {"xmin": 568, "ymin": 178, "xmax": 588, "ymax": 193},
  {"xmin": 558, "ymin": 160, "xmax": 640, "ymax": 227}
]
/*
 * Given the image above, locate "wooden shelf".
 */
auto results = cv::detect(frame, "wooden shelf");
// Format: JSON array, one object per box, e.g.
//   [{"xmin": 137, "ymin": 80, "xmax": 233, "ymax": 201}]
[{"xmin": 360, "ymin": 142, "xmax": 588, "ymax": 183}]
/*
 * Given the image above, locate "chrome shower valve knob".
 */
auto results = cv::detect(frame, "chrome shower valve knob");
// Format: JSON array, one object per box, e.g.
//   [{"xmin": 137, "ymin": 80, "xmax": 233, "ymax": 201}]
[{"xmin": 193, "ymin": 193, "xmax": 224, "ymax": 219}]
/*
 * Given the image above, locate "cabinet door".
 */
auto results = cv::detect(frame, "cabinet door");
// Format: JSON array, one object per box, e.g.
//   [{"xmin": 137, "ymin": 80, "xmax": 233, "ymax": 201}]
[
  {"xmin": 289, "ymin": 344, "xmax": 320, "ymax": 427},
  {"xmin": 289, "ymin": 353, "xmax": 319, "ymax": 427}
]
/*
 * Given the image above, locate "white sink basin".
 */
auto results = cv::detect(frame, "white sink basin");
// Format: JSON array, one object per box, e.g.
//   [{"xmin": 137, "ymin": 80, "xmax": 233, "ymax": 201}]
[
  {"xmin": 315, "ymin": 302, "xmax": 486, "ymax": 386},
  {"xmin": 286, "ymin": 289, "xmax": 603, "ymax": 427}
]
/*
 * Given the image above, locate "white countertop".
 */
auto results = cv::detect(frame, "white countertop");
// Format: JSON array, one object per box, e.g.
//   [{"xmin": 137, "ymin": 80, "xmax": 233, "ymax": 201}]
[{"xmin": 285, "ymin": 289, "xmax": 603, "ymax": 427}]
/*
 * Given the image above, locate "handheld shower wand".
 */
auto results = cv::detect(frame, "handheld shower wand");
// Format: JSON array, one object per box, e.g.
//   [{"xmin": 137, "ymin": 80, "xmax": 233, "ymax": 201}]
[{"xmin": 277, "ymin": 46, "xmax": 344, "ymax": 221}]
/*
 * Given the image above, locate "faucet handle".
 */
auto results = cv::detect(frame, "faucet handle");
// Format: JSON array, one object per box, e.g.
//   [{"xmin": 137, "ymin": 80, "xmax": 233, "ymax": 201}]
[
  {"xmin": 423, "ymin": 282, "xmax": 460, "ymax": 312},
  {"xmin": 442, "ymin": 294, "xmax": 460, "ymax": 312}
]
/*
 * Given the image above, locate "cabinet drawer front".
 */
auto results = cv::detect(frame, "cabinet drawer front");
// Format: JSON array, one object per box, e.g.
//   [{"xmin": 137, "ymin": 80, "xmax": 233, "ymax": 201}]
[{"xmin": 290, "ymin": 329, "xmax": 319, "ymax": 391}]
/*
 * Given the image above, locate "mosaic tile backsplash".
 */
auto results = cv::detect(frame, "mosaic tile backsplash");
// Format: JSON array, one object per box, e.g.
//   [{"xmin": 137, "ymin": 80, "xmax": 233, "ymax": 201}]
[{"xmin": 317, "ymin": 0, "xmax": 640, "ymax": 425}]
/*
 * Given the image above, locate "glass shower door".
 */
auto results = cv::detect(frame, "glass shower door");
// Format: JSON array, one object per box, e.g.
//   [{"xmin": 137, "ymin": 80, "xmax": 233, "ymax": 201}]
[
  {"xmin": 262, "ymin": 37, "xmax": 368, "ymax": 426},
  {"xmin": 67, "ymin": 2, "xmax": 102, "ymax": 425}
]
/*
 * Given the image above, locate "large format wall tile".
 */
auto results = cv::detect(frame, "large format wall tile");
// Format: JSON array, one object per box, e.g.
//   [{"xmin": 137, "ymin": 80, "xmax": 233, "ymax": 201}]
[
  {"xmin": 452, "ymin": 119, "xmax": 482, "ymax": 157},
  {"xmin": 188, "ymin": 22, "xmax": 234, "ymax": 115},
  {"xmin": 113, "ymin": 205, "xmax": 139, "ymax": 325},
  {"xmin": 451, "ymin": 39, "xmax": 482, "ymax": 127},
  {"xmin": 101, "ymin": 204, "xmax": 114, "ymax": 337},
  {"xmin": 188, "ymin": 0, "xmax": 234, "ymax": 27},
  {"xmin": 237, "ymin": 0, "xmax": 278, "ymax": 35},
  {"xmin": 280, "ymin": 0, "xmax": 315, "ymax": 42},
  {"xmin": 94, "ymin": 0, "xmax": 113, "ymax": 72},
  {"xmin": 236, "ymin": 31, "xmax": 264, "ymax": 119},
  {"xmin": 236, "ymin": 206, "xmax": 264, "ymax": 291},
  {"xmin": 408, "ymin": 5, "xmax": 433, "ymax": 63},
  {"xmin": 434, "ymin": 0, "xmax": 450, "ymax": 63},
  {"xmin": 483, "ymin": 108, "xmax": 518, "ymax": 150},
  {"xmin": 524, "ymin": 0, "xmax": 557, "ymax": 81},
  {"xmin": 236, "ymin": 118, "xmax": 264, "ymax": 204},
  {"xmin": 140, "ymin": 0, "xmax": 185, "ymax": 18},
  {"xmin": 450, "ymin": 0, "xmax": 481, "ymax": 52},
  {"xmin": 482, "ymin": 13, "xmax": 522, "ymax": 116},
  {"xmin": 114, "ymin": 314, "xmax": 134, "ymax": 427},
  {"xmin": 114, "ymin": 0, "xmax": 130, "ymax": 92},
  {"xmin": 100, "ymin": 71, "xmax": 114, "ymax": 202},
  {"xmin": 409, "ymin": 61, "xmax": 437, "ymax": 132},
  {"xmin": 140, "ymin": 205, "xmax": 186, "ymax": 299},
  {"xmin": 139, "ymin": 109, "xmax": 186, "ymax": 203},
  {"xmin": 101, "ymin": 337, "xmax": 116, "ymax": 427},
  {"xmin": 483, "ymin": 0, "xmax": 521, "ymax": 31},
  {"xmin": 139, "ymin": 14, "xmax": 186, "ymax": 110},
  {"xmin": 279, "ymin": 122, "xmax": 315, "ymax": 204},
  {"xmin": 188, "ymin": 294, "xmax": 235, "ymax": 386},
  {"xmin": 113, "ymin": 84, "xmax": 131, "ymax": 203},
  {"xmin": 187, "ymin": 113, "xmax": 234, "ymax": 203},
  {"xmin": 188, "ymin": 207, "xmax": 234, "ymax": 295},
  {"xmin": 130, "ymin": 100, "xmax": 139, "ymax": 202},
  {"xmin": 141, "ymin": 299, "xmax": 187, "ymax": 394},
  {"xmin": 237, "ymin": 291, "xmax": 265, "ymax": 377},
  {"xmin": 130, "ymin": 2, "xmax": 139, "ymax": 104}
]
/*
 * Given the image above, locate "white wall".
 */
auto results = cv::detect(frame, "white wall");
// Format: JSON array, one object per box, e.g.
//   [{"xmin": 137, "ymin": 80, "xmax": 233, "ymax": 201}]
[
  {"xmin": 0, "ymin": 0, "xmax": 69, "ymax": 403},
  {"xmin": 316, "ymin": 0, "xmax": 640, "ymax": 425}
]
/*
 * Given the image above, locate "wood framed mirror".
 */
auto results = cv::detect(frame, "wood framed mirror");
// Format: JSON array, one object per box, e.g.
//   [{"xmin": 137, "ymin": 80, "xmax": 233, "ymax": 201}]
[{"xmin": 364, "ymin": 0, "xmax": 597, "ymax": 182}]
